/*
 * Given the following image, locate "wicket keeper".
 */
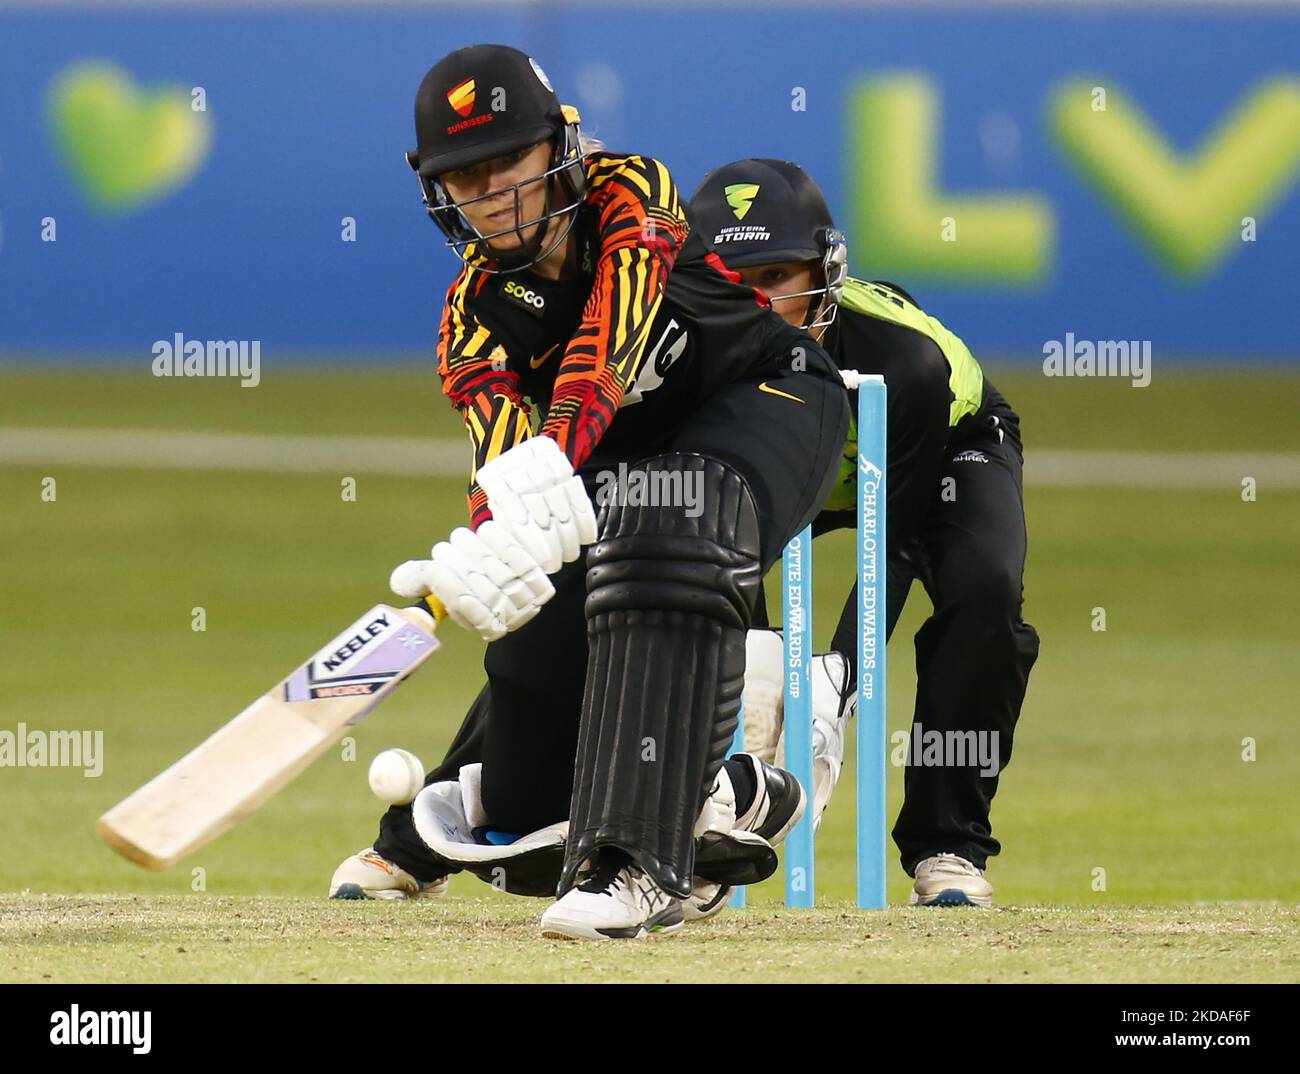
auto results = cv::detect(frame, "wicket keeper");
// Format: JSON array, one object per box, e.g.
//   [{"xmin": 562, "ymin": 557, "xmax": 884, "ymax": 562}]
[{"xmin": 689, "ymin": 160, "xmax": 1041, "ymax": 908}]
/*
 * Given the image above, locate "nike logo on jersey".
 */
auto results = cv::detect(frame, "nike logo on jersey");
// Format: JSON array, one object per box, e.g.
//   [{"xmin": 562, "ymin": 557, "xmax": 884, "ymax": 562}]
[
  {"xmin": 757, "ymin": 381, "xmax": 805, "ymax": 404},
  {"xmin": 530, "ymin": 343, "xmax": 560, "ymax": 369}
]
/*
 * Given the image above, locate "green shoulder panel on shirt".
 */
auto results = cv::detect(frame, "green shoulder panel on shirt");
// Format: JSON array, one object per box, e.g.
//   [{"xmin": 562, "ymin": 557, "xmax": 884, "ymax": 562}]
[
  {"xmin": 822, "ymin": 413, "xmax": 860, "ymax": 513},
  {"xmin": 840, "ymin": 277, "xmax": 984, "ymax": 427}
]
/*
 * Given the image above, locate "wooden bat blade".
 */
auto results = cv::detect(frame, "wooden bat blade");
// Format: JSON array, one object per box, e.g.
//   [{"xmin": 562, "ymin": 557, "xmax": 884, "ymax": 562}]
[{"xmin": 97, "ymin": 604, "xmax": 438, "ymax": 870}]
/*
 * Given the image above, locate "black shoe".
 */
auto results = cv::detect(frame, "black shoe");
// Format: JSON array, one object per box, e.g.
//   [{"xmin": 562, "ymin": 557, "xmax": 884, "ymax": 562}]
[{"xmin": 734, "ymin": 753, "xmax": 807, "ymax": 845}]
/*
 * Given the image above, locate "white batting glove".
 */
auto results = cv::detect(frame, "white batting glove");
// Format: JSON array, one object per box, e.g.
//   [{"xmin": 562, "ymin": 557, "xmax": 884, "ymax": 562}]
[
  {"xmin": 775, "ymin": 651, "xmax": 855, "ymax": 832},
  {"xmin": 389, "ymin": 520, "xmax": 555, "ymax": 642},
  {"xmin": 475, "ymin": 436, "xmax": 598, "ymax": 574}
]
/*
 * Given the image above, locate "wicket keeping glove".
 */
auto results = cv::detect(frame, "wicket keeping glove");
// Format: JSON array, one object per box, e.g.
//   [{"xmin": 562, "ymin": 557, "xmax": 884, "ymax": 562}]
[
  {"xmin": 389, "ymin": 520, "xmax": 555, "ymax": 642},
  {"xmin": 474, "ymin": 435, "xmax": 598, "ymax": 574}
]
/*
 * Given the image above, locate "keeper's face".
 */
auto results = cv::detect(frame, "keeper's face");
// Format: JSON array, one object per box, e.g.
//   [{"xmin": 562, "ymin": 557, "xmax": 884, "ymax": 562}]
[
  {"xmin": 441, "ymin": 140, "xmax": 555, "ymax": 251},
  {"xmin": 735, "ymin": 260, "xmax": 821, "ymax": 329}
]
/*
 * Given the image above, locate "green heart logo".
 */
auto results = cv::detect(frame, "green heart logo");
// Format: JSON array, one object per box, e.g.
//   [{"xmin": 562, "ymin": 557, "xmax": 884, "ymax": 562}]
[{"xmin": 49, "ymin": 60, "xmax": 213, "ymax": 213}]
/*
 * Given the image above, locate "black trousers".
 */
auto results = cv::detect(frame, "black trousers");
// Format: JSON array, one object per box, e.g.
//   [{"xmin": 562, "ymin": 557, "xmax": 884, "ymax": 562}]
[
  {"xmin": 375, "ymin": 366, "xmax": 849, "ymax": 881},
  {"xmin": 837, "ymin": 399, "xmax": 1039, "ymax": 873}
]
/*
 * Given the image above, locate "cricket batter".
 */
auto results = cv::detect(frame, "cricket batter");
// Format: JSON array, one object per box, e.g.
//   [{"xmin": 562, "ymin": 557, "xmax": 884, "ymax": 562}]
[
  {"xmin": 688, "ymin": 160, "xmax": 1041, "ymax": 908},
  {"xmin": 331, "ymin": 46, "xmax": 849, "ymax": 939}
]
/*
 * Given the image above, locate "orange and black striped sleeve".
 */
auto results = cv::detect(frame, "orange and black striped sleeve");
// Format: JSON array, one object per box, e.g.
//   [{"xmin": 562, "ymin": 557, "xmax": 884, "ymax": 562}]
[
  {"xmin": 437, "ymin": 267, "xmax": 533, "ymax": 529},
  {"xmin": 540, "ymin": 154, "xmax": 689, "ymax": 467}
]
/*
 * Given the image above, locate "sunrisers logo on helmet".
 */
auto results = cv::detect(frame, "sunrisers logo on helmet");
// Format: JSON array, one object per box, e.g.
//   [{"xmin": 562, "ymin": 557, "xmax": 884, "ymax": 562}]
[
  {"xmin": 445, "ymin": 75, "xmax": 494, "ymax": 136},
  {"xmin": 447, "ymin": 78, "xmax": 476, "ymax": 117}
]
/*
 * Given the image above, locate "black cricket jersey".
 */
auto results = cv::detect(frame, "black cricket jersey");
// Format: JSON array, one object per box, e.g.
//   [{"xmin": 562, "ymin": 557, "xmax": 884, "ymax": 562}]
[
  {"xmin": 816, "ymin": 277, "xmax": 1015, "ymax": 553},
  {"xmin": 436, "ymin": 151, "xmax": 836, "ymax": 528}
]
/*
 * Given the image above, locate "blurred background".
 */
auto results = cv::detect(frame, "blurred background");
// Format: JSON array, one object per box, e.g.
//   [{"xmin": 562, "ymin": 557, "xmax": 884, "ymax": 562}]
[
  {"xmin": 2, "ymin": 0, "xmax": 1298, "ymax": 354},
  {"xmin": 1, "ymin": 1, "xmax": 1297, "ymax": 907}
]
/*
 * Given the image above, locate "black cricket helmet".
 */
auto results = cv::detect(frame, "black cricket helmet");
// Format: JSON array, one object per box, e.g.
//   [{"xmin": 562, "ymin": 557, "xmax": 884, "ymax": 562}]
[
  {"xmin": 407, "ymin": 44, "xmax": 587, "ymax": 273},
  {"xmin": 689, "ymin": 158, "xmax": 847, "ymax": 336}
]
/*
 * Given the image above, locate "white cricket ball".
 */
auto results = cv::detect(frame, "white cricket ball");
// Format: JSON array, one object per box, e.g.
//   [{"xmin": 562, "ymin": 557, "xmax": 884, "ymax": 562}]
[{"xmin": 368, "ymin": 748, "xmax": 425, "ymax": 805}]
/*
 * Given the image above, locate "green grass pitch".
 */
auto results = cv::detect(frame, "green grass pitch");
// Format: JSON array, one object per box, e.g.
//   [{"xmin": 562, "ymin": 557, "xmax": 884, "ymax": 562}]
[{"xmin": 1, "ymin": 363, "xmax": 1297, "ymax": 982}]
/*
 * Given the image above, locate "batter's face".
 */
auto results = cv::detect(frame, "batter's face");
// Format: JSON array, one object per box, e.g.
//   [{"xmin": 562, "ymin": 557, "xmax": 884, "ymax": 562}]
[
  {"xmin": 440, "ymin": 139, "xmax": 555, "ymax": 251},
  {"xmin": 735, "ymin": 259, "xmax": 821, "ymax": 330}
]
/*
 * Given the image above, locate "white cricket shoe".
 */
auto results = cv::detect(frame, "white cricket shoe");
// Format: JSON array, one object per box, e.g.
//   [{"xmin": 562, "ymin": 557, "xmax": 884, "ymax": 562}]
[
  {"xmin": 541, "ymin": 857, "xmax": 684, "ymax": 940},
  {"xmin": 909, "ymin": 853, "xmax": 993, "ymax": 908},
  {"xmin": 777, "ymin": 651, "xmax": 855, "ymax": 830},
  {"xmin": 683, "ymin": 880, "xmax": 733, "ymax": 922},
  {"xmin": 329, "ymin": 847, "xmax": 449, "ymax": 901}
]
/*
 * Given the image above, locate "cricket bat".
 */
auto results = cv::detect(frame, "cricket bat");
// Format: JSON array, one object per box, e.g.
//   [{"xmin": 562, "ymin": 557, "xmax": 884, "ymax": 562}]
[{"xmin": 97, "ymin": 601, "xmax": 442, "ymax": 870}]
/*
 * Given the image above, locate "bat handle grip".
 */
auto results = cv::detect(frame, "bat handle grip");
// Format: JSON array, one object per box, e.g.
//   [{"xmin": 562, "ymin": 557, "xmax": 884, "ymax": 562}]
[{"xmin": 421, "ymin": 594, "xmax": 449, "ymax": 623}]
